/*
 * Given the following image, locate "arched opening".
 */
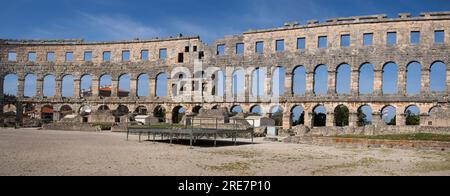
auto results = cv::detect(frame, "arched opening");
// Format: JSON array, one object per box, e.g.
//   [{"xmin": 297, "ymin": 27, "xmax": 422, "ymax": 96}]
[
  {"xmin": 156, "ymin": 73, "xmax": 168, "ymax": 97},
  {"xmin": 3, "ymin": 74, "xmax": 18, "ymax": 97},
  {"xmin": 172, "ymin": 106, "xmax": 186, "ymax": 124},
  {"xmin": 212, "ymin": 105, "xmax": 220, "ymax": 110},
  {"xmin": 213, "ymin": 70, "xmax": 225, "ymax": 96},
  {"xmin": 292, "ymin": 66, "xmax": 306, "ymax": 96},
  {"xmin": 232, "ymin": 69, "xmax": 245, "ymax": 96},
  {"xmin": 62, "ymin": 75, "xmax": 74, "ymax": 98},
  {"xmin": 41, "ymin": 105, "xmax": 54, "ymax": 124},
  {"xmin": 406, "ymin": 62, "xmax": 422, "ymax": 95},
  {"xmin": 80, "ymin": 74, "xmax": 92, "ymax": 97},
  {"xmin": 79, "ymin": 105, "xmax": 92, "ymax": 123},
  {"xmin": 314, "ymin": 65, "xmax": 328, "ymax": 96},
  {"xmin": 230, "ymin": 105, "xmax": 243, "ymax": 116},
  {"xmin": 193, "ymin": 71, "xmax": 205, "ymax": 93},
  {"xmin": 3, "ymin": 104, "xmax": 17, "ymax": 115},
  {"xmin": 381, "ymin": 105, "xmax": 396, "ymax": 126},
  {"xmin": 192, "ymin": 106, "xmax": 203, "ymax": 114},
  {"xmin": 134, "ymin": 106, "xmax": 148, "ymax": 115},
  {"xmin": 252, "ymin": 68, "xmax": 266, "ymax": 97},
  {"xmin": 98, "ymin": 105, "xmax": 110, "ymax": 112},
  {"xmin": 153, "ymin": 106, "xmax": 166, "ymax": 123},
  {"xmin": 359, "ymin": 63, "xmax": 374, "ymax": 94},
  {"xmin": 60, "ymin": 105, "xmax": 74, "ymax": 119},
  {"xmin": 172, "ymin": 72, "xmax": 186, "ymax": 96},
  {"xmin": 118, "ymin": 74, "xmax": 131, "ymax": 97},
  {"xmin": 23, "ymin": 103, "xmax": 37, "ymax": 120},
  {"xmin": 99, "ymin": 74, "xmax": 112, "ymax": 97},
  {"xmin": 336, "ymin": 64, "xmax": 351, "ymax": 95},
  {"xmin": 357, "ymin": 105, "xmax": 373, "ymax": 126},
  {"xmin": 272, "ymin": 67, "xmax": 285, "ymax": 96},
  {"xmin": 137, "ymin": 74, "xmax": 149, "ymax": 97},
  {"xmin": 114, "ymin": 105, "xmax": 129, "ymax": 123},
  {"xmin": 382, "ymin": 62, "xmax": 398, "ymax": 95},
  {"xmin": 24, "ymin": 74, "xmax": 37, "ymax": 98},
  {"xmin": 250, "ymin": 105, "xmax": 263, "ymax": 116},
  {"xmin": 430, "ymin": 61, "xmax": 447, "ymax": 93},
  {"xmin": 312, "ymin": 105, "xmax": 327, "ymax": 127},
  {"xmin": 291, "ymin": 105, "xmax": 305, "ymax": 127},
  {"xmin": 334, "ymin": 105, "xmax": 349, "ymax": 127},
  {"xmin": 270, "ymin": 106, "xmax": 283, "ymax": 126},
  {"xmin": 43, "ymin": 74, "xmax": 56, "ymax": 97},
  {"xmin": 405, "ymin": 105, "xmax": 420, "ymax": 126}
]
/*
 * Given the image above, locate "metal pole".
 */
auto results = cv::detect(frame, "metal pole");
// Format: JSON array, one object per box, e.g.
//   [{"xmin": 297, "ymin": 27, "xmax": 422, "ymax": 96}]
[{"xmin": 214, "ymin": 133, "xmax": 217, "ymax": 147}]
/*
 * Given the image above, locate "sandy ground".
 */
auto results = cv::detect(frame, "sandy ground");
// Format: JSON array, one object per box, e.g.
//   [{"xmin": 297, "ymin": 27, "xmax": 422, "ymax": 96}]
[{"xmin": 0, "ymin": 128, "xmax": 449, "ymax": 176}]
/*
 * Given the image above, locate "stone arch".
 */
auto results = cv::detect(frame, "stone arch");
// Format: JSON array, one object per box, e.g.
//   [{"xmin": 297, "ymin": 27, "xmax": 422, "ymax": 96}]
[
  {"xmin": 156, "ymin": 72, "xmax": 168, "ymax": 97},
  {"xmin": 382, "ymin": 62, "xmax": 398, "ymax": 95},
  {"xmin": 99, "ymin": 74, "xmax": 112, "ymax": 97},
  {"xmin": 314, "ymin": 64, "xmax": 328, "ymax": 96},
  {"xmin": 334, "ymin": 104, "xmax": 349, "ymax": 127},
  {"xmin": 118, "ymin": 73, "xmax": 131, "ymax": 97},
  {"xmin": 3, "ymin": 104, "xmax": 17, "ymax": 115},
  {"xmin": 80, "ymin": 74, "xmax": 92, "ymax": 97},
  {"xmin": 269, "ymin": 105, "xmax": 284, "ymax": 126},
  {"xmin": 359, "ymin": 63, "xmax": 374, "ymax": 94},
  {"xmin": 430, "ymin": 61, "xmax": 447, "ymax": 93},
  {"xmin": 405, "ymin": 105, "xmax": 420, "ymax": 126},
  {"xmin": 230, "ymin": 105, "xmax": 244, "ymax": 115},
  {"xmin": 153, "ymin": 105, "xmax": 166, "ymax": 122},
  {"xmin": 43, "ymin": 74, "xmax": 56, "ymax": 97},
  {"xmin": 250, "ymin": 105, "xmax": 263, "ymax": 116},
  {"xmin": 192, "ymin": 106, "xmax": 203, "ymax": 114},
  {"xmin": 272, "ymin": 66, "xmax": 285, "ymax": 96},
  {"xmin": 24, "ymin": 73, "xmax": 37, "ymax": 98},
  {"xmin": 232, "ymin": 69, "xmax": 245, "ymax": 96},
  {"xmin": 406, "ymin": 61, "xmax": 422, "ymax": 95},
  {"xmin": 252, "ymin": 67, "xmax": 266, "ymax": 97},
  {"xmin": 137, "ymin": 73, "xmax": 149, "ymax": 97},
  {"xmin": 41, "ymin": 105, "xmax": 54, "ymax": 123},
  {"xmin": 134, "ymin": 106, "xmax": 148, "ymax": 115},
  {"xmin": 292, "ymin": 65, "xmax": 306, "ymax": 96},
  {"xmin": 98, "ymin": 105, "xmax": 110, "ymax": 112},
  {"xmin": 357, "ymin": 104, "xmax": 373, "ymax": 126},
  {"xmin": 312, "ymin": 104, "xmax": 327, "ymax": 127},
  {"xmin": 172, "ymin": 105, "xmax": 186, "ymax": 124},
  {"xmin": 429, "ymin": 105, "xmax": 442, "ymax": 116},
  {"xmin": 3, "ymin": 73, "xmax": 18, "ymax": 96},
  {"xmin": 60, "ymin": 105, "xmax": 74, "ymax": 119},
  {"xmin": 336, "ymin": 63, "xmax": 351, "ymax": 95},
  {"xmin": 381, "ymin": 105, "xmax": 397, "ymax": 125},
  {"xmin": 291, "ymin": 105, "xmax": 305, "ymax": 127},
  {"xmin": 62, "ymin": 74, "xmax": 75, "ymax": 98}
]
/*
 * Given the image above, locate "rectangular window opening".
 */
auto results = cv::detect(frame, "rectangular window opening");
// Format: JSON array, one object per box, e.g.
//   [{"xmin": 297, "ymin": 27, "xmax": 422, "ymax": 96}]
[
  {"xmin": 28, "ymin": 52, "xmax": 37, "ymax": 62},
  {"xmin": 217, "ymin": 44, "xmax": 225, "ymax": 55},
  {"xmin": 363, "ymin": 33, "xmax": 373, "ymax": 46},
  {"xmin": 178, "ymin": 53, "xmax": 184, "ymax": 63},
  {"xmin": 276, "ymin": 39, "xmax": 284, "ymax": 52},
  {"xmin": 159, "ymin": 48, "xmax": 167, "ymax": 60},
  {"xmin": 84, "ymin": 51, "xmax": 92, "ymax": 62},
  {"xmin": 8, "ymin": 52, "xmax": 17, "ymax": 62},
  {"xmin": 66, "ymin": 52, "xmax": 73, "ymax": 62},
  {"xmin": 122, "ymin": 50, "xmax": 130, "ymax": 62},
  {"xmin": 341, "ymin": 34, "xmax": 350, "ymax": 47},
  {"xmin": 256, "ymin": 41, "xmax": 264, "ymax": 54},
  {"xmin": 411, "ymin": 31, "xmax": 421, "ymax": 45},
  {"xmin": 236, "ymin": 43, "xmax": 244, "ymax": 55},
  {"xmin": 297, "ymin": 38, "xmax": 306, "ymax": 49},
  {"xmin": 193, "ymin": 46, "xmax": 198, "ymax": 52},
  {"xmin": 185, "ymin": 46, "xmax": 190, "ymax": 53},
  {"xmin": 141, "ymin": 50, "xmax": 149, "ymax": 61},
  {"xmin": 435, "ymin": 30, "xmax": 445, "ymax": 44},
  {"xmin": 199, "ymin": 51, "xmax": 204, "ymax": 59},
  {"xmin": 318, "ymin": 36, "xmax": 327, "ymax": 48},
  {"xmin": 387, "ymin": 32, "xmax": 397, "ymax": 46},
  {"xmin": 103, "ymin": 51, "xmax": 111, "ymax": 62},
  {"xmin": 47, "ymin": 52, "xmax": 55, "ymax": 62}
]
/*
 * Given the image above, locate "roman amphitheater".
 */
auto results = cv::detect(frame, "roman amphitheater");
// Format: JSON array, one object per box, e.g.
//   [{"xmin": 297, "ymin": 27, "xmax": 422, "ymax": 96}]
[{"xmin": 0, "ymin": 12, "xmax": 449, "ymax": 134}]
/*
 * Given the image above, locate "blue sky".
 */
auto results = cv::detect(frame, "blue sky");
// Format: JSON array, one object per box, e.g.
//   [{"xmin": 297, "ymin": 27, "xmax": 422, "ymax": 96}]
[
  {"xmin": 2, "ymin": 0, "xmax": 449, "ymax": 122},
  {"xmin": 1, "ymin": 0, "xmax": 449, "ymax": 43}
]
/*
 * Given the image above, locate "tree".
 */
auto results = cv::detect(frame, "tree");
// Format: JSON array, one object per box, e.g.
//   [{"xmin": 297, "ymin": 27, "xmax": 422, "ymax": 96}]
[
  {"xmin": 154, "ymin": 107, "xmax": 166, "ymax": 122},
  {"xmin": 387, "ymin": 116, "xmax": 396, "ymax": 126},
  {"xmin": 293, "ymin": 112, "xmax": 305, "ymax": 126},
  {"xmin": 313, "ymin": 113, "xmax": 327, "ymax": 127},
  {"xmin": 357, "ymin": 108, "xmax": 370, "ymax": 127},
  {"xmin": 405, "ymin": 110, "xmax": 420, "ymax": 125},
  {"xmin": 334, "ymin": 105, "xmax": 349, "ymax": 127}
]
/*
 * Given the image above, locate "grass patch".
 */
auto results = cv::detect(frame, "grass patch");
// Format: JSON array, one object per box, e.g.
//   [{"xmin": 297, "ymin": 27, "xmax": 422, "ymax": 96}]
[
  {"xmin": 203, "ymin": 161, "xmax": 251, "ymax": 172},
  {"xmin": 128, "ymin": 124, "xmax": 188, "ymax": 129},
  {"xmin": 210, "ymin": 150, "xmax": 261, "ymax": 159},
  {"xmin": 312, "ymin": 157, "xmax": 382, "ymax": 175},
  {"xmin": 335, "ymin": 133, "xmax": 450, "ymax": 142}
]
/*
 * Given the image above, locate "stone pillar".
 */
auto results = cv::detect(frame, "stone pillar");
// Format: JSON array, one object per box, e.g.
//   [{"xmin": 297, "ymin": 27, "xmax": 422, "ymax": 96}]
[
  {"xmin": 398, "ymin": 66, "xmax": 406, "ymax": 96},
  {"xmin": 167, "ymin": 77, "xmax": 173, "ymax": 99},
  {"xmin": 0, "ymin": 76, "xmax": 4, "ymax": 98},
  {"xmin": 111, "ymin": 80, "xmax": 118, "ymax": 97},
  {"xmin": 282, "ymin": 112, "xmax": 291, "ymax": 129},
  {"xmin": 36, "ymin": 79, "xmax": 43, "ymax": 98},
  {"xmin": 421, "ymin": 68, "xmax": 430, "ymax": 95},
  {"xmin": 420, "ymin": 114, "xmax": 429, "ymax": 126},
  {"xmin": 149, "ymin": 77, "xmax": 156, "ymax": 97},
  {"xmin": 328, "ymin": 70, "xmax": 336, "ymax": 95},
  {"xmin": 349, "ymin": 112, "xmax": 358, "ymax": 127},
  {"xmin": 351, "ymin": 70, "xmax": 359, "ymax": 96},
  {"xmin": 130, "ymin": 78, "xmax": 137, "ymax": 97},
  {"xmin": 373, "ymin": 69, "xmax": 383, "ymax": 96},
  {"xmin": 53, "ymin": 112, "xmax": 60, "ymax": 122},
  {"xmin": 74, "ymin": 79, "xmax": 80, "ymax": 98},
  {"xmin": 16, "ymin": 103, "xmax": 23, "ymax": 126},
  {"xmin": 306, "ymin": 71, "xmax": 314, "ymax": 96},
  {"xmin": 397, "ymin": 113, "xmax": 406, "ymax": 126},
  {"xmin": 326, "ymin": 112, "xmax": 334, "ymax": 127},
  {"xmin": 284, "ymin": 72, "xmax": 293, "ymax": 97},
  {"xmin": 305, "ymin": 112, "xmax": 313, "ymax": 128},
  {"xmin": 372, "ymin": 112, "xmax": 382, "ymax": 126},
  {"xmin": 265, "ymin": 71, "xmax": 271, "ymax": 98},
  {"xmin": 244, "ymin": 74, "xmax": 251, "ymax": 101},
  {"xmin": 17, "ymin": 78, "xmax": 25, "ymax": 98},
  {"xmin": 92, "ymin": 77, "xmax": 99, "ymax": 97},
  {"xmin": 447, "ymin": 62, "xmax": 450, "ymax": 94},
  {"xmin": 165, "ymin": 110, "xmax": 172, "ymax": 124},
  {"xmin": 225, "ymin": 74, "xmax": 233, "ymax": 100},
  {"xmin": 55, "ymin": 79, "xmax": 62, "ymax": 98}
]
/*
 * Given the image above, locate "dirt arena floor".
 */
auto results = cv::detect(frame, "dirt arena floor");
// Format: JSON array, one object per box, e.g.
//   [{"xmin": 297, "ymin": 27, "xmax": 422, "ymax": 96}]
[{"xmin": 0, "ymin": 128, "xmax": 449, "ymax": 176}]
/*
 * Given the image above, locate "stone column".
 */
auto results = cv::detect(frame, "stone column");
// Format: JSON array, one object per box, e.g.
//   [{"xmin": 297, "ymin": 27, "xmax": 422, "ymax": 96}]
[
  {"xmin": 225, "ymin": 74, "xmax": 233, "ymax": 101},
  {"xmin": 326, "ymin": 112, "xmax": 334, "ymax": 127},
  {"xmin": 372, "ymin": 112, "xmax": 382, "ymax": 126},
  {"xmin": 91, "ymin": 77, "xmax": 99, "ymax": 97},
  {"xmin": 373, "ymin": 69, "xmax": 383, "ymax": 96},
  {"xmin": 421, "ymin": 68, "xmax": 430, "ymax": 95},
  {"xmin": 265, "ymin": 70, "xmax": 271, "ymax": 98},
  {"xmin": 351, "ymin": 70, "xmax": 359, "ymax": 96},
  {"xmin": 282, "ymin": 112, "xmax": 291, "ymax": 129},
  {"xmin": 130, "ymin": 78, "xmax": 137, "ymax": 97},
  {"xmin": 305, "ymin": 112, "xmax": 313, "ymax": 128},
  {"xmin": 244, "ymin": 74, "xmax": 251, "ymax": 101},
  {"xmin": 74, "ymin": 79, "xmax": 80, "ymax": 98},
  {"xmin": 16, "ymin": 103, "xmax": 23, "ymax": 126},
  {"xmin": 17, "ymin": 78, "xmax": 25, "ymax": 98},
  {"xmin": 349, "ymin": 112, "xmax": 358, "ymax": 127},
  {"xmin": 0, "ymin": 76, "xmax": 4, "ymax": 98},
  {"xmin": 36, "ymin": 79, "xmax": 43, "ymax": 98},
  {"xmin": 328, "ymin": 70, "xmax": 336, "ymax": 95},
  {"xmin": 167, "ymin": 77, "xmax": 173, "ymax": 99},
  {"xmin": 397, "ymin": 113, "xmax": 406, "ymax": 126},
  {"xmin": 111, "ymin": 80, "xmax": 118, "ymax": 97},
  {"xmin": 53, "ymin": 112, "xmax": 60, "ymax": 122},
  {"xmin": 149, "ymin": 77, "xmax": 156, "ymax": 97},
  {"xmin": 398, "ymin": 66, "xmax": 406, "ymax": 96},
  {"xmin": 55, "ymin": 79, "xmax": 62, "ymax": 98},
  {"xmin": 447, "ymin": 62, "xmax": 450, "ymax": 94},
  {"xmin": 306, "ymin": 71, "xmax": 314, "ymax": 96},
  {"xmin": 284, "ymin": 72, "xmax": 293, "ymax": 97}
]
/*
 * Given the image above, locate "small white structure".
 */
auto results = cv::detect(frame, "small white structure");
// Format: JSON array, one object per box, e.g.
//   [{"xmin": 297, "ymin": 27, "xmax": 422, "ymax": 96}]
[
  {"xmin": 245, "ymin": 116, "xmax": 261, "ymax": 127},
  {"xmin": 135, "ymin": 115, "xmax": 151, "ymax": 125}
]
